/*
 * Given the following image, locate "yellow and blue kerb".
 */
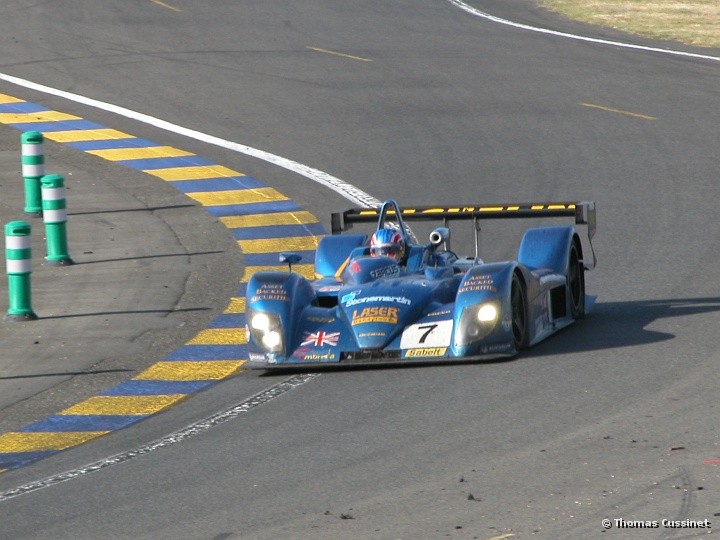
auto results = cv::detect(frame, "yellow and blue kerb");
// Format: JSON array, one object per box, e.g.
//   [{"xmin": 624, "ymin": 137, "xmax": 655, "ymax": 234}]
[{"xmin": 0, "ymin": 93, "xmax": 324, "ymax": 472}]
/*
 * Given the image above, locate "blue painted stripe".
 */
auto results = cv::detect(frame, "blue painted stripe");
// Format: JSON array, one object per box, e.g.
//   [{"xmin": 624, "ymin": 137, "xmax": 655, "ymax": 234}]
[
  {"xmin": 204, "ymin": 200, "xmax": 303, "ymax": 218},
  {"xmin": 236, "ymin": 283, "xmax": 248, "ymax": 296},
  {"xmin": 119, "ymin": 155, "xmax": 216, "ymax": 170},
  {"xmin": 100, "ymin": 380, "xmax": 216, "ymax": 396},
  {"xmin": 20, "ymin": 415, "xmax": 145, "ymax": 432},
  {"xmin": 231, "ymin": 222, "xmax": 326, "ymax": 241},
  {"xmin": 8, "ymin": 119, "xmax": 108, "ymax": 132},
  {"xmin": 243, "ymin": 251, "xmax": 317, "ymax": 266},
  {"xmin": 68, "ymin": 138, "xmax": 159, "ymax": 151},
  {"xmin": 206, "ymin": 313, "xmax": 247, "ymax": 329},
  {"xmin": 169, "ymin": 176, "xmax": 266, "ymax": 193},
  {"xmin": 164, "ymin": 344, "xmax": 248, "ymax": 361},
  {"xmin": 0, "ymin": 451, "xmax": 59, "ymax": 470},
  {"xmin": 0, "ymin": 102, "xmax": 49, "ymax": 113}
]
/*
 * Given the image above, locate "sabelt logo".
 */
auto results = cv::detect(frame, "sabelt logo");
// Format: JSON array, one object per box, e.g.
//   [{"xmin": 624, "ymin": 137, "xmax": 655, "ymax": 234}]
[
  {"xmin": 405, "ymin": 348, "xmax": 447, "ymax": 357},
  {"xmin": 352, "ymin": 306, "xmax": 399, "ymax": 325}
]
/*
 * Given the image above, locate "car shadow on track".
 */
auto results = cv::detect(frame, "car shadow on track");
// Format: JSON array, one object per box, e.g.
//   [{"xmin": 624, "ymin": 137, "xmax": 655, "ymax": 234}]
[{"xmin": 527, "ymin": 296, "xmax": 720, "ymax": 357}]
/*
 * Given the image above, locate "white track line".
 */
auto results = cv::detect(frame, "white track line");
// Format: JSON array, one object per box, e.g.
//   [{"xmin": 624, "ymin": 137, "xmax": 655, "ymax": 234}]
[
  {"xmin": 447, "ymin": 0, "xmax": 720, "ymax": 63},
  {"xmin": 0, "ymin": 72, "xmax": 380, "ymax": 209}
]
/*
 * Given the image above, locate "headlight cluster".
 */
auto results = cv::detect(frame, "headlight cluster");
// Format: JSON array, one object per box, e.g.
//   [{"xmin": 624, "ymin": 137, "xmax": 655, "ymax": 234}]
[
  {"xmin": 455, "ymin": 301, "xmax": 500, "ymax": 346},
  {"xmin": 247, "ymin": 309, "xmax": 285, "ymax": 354}
]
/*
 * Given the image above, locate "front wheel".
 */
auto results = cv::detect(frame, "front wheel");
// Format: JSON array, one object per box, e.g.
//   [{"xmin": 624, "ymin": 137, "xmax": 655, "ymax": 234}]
[
  {"xmin": 569, "ymin": 240, "xmax": 585, "ymax": 319},
  {"xmin": 511, "ymin": 273, "xmax": 529, "ymax": 350}
]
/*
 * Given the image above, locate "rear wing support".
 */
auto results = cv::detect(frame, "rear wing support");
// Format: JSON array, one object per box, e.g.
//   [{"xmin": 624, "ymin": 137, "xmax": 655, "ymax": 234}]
[{"xmin": 331, "ymin": 201, "xmax": 597, "ymax": 269}]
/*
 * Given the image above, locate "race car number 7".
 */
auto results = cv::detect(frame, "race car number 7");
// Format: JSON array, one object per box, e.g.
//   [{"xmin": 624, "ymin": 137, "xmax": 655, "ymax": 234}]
[
  {"xmin": 400, "ymin": 320, "xmax": 453, "ymax": 349},
  {"xmin": 417, "ymin": 325, "xmax": 437, "ymax": 343}
]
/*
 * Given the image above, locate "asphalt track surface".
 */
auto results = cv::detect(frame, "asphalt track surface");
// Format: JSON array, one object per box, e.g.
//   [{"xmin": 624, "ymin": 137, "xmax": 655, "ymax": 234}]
[{"xmin": 1, "ymin": 0, "xmax": 720, "ymax": 539}]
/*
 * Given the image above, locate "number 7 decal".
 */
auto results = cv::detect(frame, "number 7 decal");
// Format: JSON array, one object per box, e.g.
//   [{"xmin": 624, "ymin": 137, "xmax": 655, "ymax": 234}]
[
  {"xmin": 417, "ymin": 324, "xmax": 437, "ymax": 343},
  {"xmin": 400, "ymin": 320, "xmax": 453, "ymax": 349}
]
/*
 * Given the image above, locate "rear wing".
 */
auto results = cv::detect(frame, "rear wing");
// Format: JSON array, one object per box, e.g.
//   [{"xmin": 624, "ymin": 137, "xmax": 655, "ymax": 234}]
[{"xmin": 331, "ymin": 201, "xmax": 597, "ymax": 268}]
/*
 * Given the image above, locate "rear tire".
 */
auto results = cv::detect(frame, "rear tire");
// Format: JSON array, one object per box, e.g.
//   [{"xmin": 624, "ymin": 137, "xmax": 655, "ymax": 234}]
[
  {"xmin": 511, "ymin": 273, "xmax": 529, "ymax": 350},
  {"xmin": 569, "ymin": 240, "xmax": 585, "ymax": 319}
]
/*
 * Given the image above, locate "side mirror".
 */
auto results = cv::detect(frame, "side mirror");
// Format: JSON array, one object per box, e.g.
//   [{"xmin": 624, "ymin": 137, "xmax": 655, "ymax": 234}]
[{"xmin": 279, "ymin": 253, "xmax": 302, "ymax": 272}]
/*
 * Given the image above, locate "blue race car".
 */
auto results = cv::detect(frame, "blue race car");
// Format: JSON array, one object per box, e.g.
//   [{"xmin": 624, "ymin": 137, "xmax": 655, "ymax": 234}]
[{"xmin": 245, "ymin": 200, "xmax": 596, "ymax": 368}]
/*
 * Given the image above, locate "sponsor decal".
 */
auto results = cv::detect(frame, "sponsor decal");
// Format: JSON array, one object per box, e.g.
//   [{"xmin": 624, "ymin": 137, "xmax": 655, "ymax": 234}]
[
  {"xmin": 251, "ymin": 283, "xmax": 290, "ymax": 302},
  {"xmin": 301, "ymin": 331, "xmax": 340, "ymax": 347},
  {"xmin": 342, "ymin": 291, "xmax": 411, "ymax": 307},
  {"xmin": 354, "ymin": 204, "xmax": 574, "ymax": 217},
  {"xmin": 405, "ymin": 347, "xmax": 447, "ymax": 358},
  {"xmin": 301, "ymin": 352, "xmax": 336, "ymax": 361},
  {"xmin": 536, "ymin": 292, "xmax": 550, "ymax": 335},
  {"xmin": 542, "ymin": 291, "xmax": 550, "ymax": 321},
  {"xmin": 426, "ymin": 309, "xmax": 452, "ymax": 317},
  {"xmin": 351, "ymin": 306, "xmax": 399, "ymax": 325},
  {"xmin": 306, "ymin": 316, "xmax": 336, "ymax": 323},
  {"xmin": 480, "ymin": 343, "xmax": 513, "ymax": 353},
  {"xmin": 294, "ymin": 348, "xmax": 337, "ymax": 361},
  {"xmin": 458, "ymin": 274, "xmax": 497, "ymax": 294},
  {"xmin": 318, "ymin": 285, "xmax": 342, "ymax": 293},
  {"xmin": 248, "ymin": 352, "xmax": 267, "ymax": 362},
  {"xmin": 370, "ymin": 264, "xmax": 400, "ymax": 279},
  {"xmin": 359, "ymin": 331, "xmax": 387, "ymax": 338},
  {"xmin": 502, "ymin": 316, "xmax": 512, "ymax": 332},
  {"xmin": 341, "ymin": 291, "xmax": 357, "ymax": 304}
]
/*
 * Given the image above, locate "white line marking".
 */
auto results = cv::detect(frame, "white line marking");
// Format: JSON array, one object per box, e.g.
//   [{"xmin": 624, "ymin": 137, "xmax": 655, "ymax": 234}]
[
  {"xmin": 150, "ymin": 0, "xmax": 181, "ymax": 12},
  {"xmin": 0, "ymin": 374, "xmax": 319, "ymax": 502},
  {"xmin": 0, "ymin": 72, "xmax": 380, "ymax": 209},
  {"xmin": 307, "ymin": 46, "xmax": 373, "ymax": 62},
  {"xmin": 447, "ymin": 0, "xmax": 720, "ymax": 63}
]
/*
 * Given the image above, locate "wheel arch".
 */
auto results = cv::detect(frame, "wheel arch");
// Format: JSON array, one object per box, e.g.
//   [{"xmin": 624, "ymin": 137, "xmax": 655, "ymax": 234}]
[{"xmin": 518, "ymin": 225, "xmax": 576, "ymax": 274}]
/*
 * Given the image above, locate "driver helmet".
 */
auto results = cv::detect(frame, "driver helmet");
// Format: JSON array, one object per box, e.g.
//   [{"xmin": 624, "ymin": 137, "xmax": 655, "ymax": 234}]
[{"xmin": 370, "ymin": 228, "xmax": 406, "ymax": 263}]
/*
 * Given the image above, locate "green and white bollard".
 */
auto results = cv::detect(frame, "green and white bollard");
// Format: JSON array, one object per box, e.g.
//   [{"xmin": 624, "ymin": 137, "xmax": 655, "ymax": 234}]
[
  {"xmin": 5, "ymin": 221, "xmax": 38, "ymax": 321},
  {"xmin": 41, "ymin": 174, "xmax": 74, "ymax": 266},
  {"xmin": 21, "ymin": 131, "xmax": 44, "ymax": 216}
]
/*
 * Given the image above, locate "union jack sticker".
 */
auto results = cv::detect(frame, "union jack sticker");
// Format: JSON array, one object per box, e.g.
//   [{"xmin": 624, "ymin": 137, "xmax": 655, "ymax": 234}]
[{"xmin": 302, "ymin": 331, "xmax": 340, "ymax": 347}]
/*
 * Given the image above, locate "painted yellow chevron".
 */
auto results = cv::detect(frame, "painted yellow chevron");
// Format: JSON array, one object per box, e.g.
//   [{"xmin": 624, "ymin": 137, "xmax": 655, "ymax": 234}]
[
  {"xmin": 135, "ymin": 360, "xmax": 246, "ymax": 381},
  {"xmin": 0, "ymin": 431, "xmax": 109, "ymax": 451}
]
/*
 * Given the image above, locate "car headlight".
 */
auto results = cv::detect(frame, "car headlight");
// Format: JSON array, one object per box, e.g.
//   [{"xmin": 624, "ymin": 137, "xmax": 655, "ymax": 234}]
[
  {"xmin": 247, "ymin": 309, "xmax": 285, "ymax": 354},
  {"xmin": 477, "ymin": 303, "xmax": 498, "ymax": 322},
  {"xmin": 455, "ymin": 301, "xmax": 500, "ymax": 346}
]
